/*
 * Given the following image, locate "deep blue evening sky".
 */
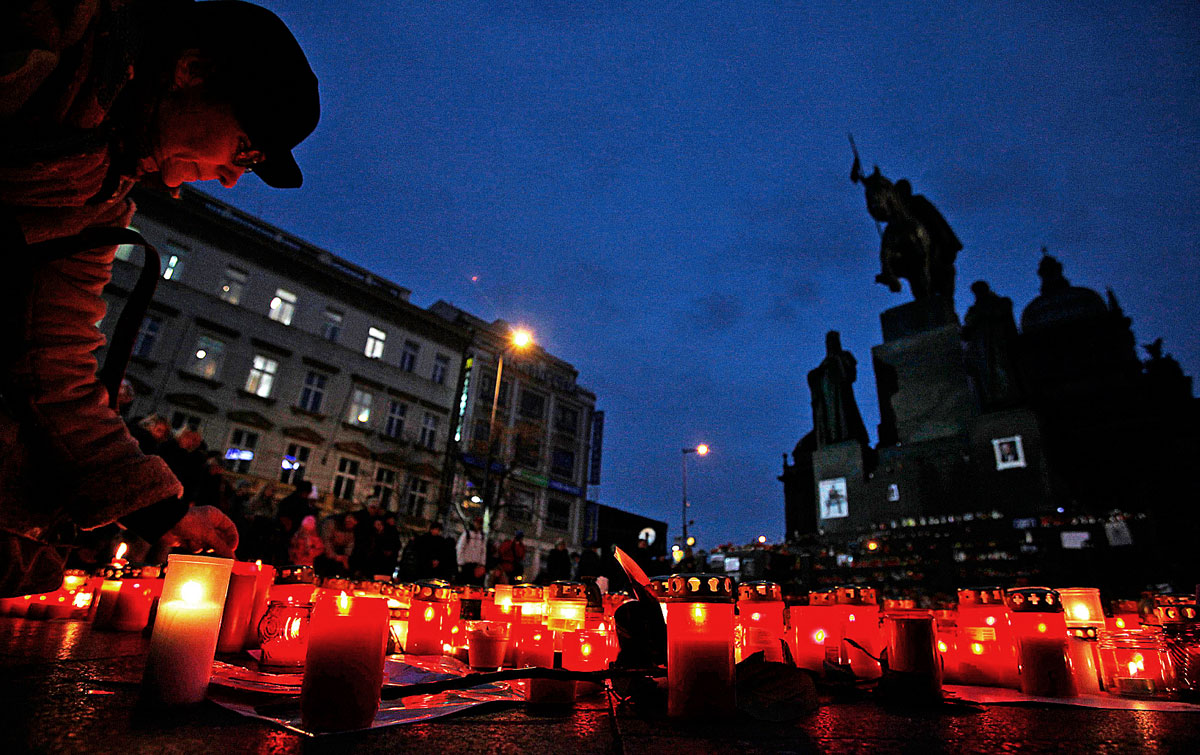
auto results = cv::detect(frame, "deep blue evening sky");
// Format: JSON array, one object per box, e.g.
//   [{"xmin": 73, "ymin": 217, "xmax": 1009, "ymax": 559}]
[{"xmin": 219, "ymin": 1, "xmax": 1199, "ymax": 548}]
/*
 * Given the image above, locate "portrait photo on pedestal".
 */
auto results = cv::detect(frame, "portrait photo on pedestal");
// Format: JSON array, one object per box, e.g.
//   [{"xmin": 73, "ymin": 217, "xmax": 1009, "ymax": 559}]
[
  {"xmin": 991, "ymin": 435, "xmax": 1026, "ymax": 470},
  {"xmin": 818, "ymin": 478, "xmax": 849, "ymax": 520}
]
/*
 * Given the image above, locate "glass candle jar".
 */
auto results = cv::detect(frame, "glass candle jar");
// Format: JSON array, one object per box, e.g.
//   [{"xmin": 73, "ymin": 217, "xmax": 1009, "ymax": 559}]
[
  {"xmin": 666, "ymin": 574, "xmax": 735, "ymax": 719},
  {"xmin": 258, "ymin": 598, "xmax": 315, "ymax": 669},
  {"xmin": 736, "ymin": 581, "xmax": 786, "ymax": 663},
  {"xmin": 1099, "ymin": 627, "xmax": 1178, "ymax": 697},
  {"xmin": 511, "ymin": 584, "xmax": 545, "ymax": 626},
  {"xmin": 546, "ymin": 581, "xmax": 587, "ymax": 634}
]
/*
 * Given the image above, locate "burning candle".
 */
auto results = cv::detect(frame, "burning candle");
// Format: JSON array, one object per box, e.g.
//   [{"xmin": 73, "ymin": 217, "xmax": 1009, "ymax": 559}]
[
  {"xmin": 258, "ymin": 598, "xmax": 314, "ymax": 669},
  {"xmin": 301, "ymin": 592, "xmax": 389, "ymax": 732},
  {"xmin": 142, "ymin": 555, "xmax": 233, "ymax": 706},
  {"xmin": 216, "ymin": 561, "xmax": 260, "ymax": 653},
  {"xmin": 406, "ymin": 580, "xmax": 453, "ymax": 655},
  {"xmin": 466, "ymin": 620, "xmax": 511, "ymax": 671},
  {"xmin": 955, "ymin": 587, "xmax": 1019, "ymax": 688},
  {"xmin": 486, "ymin": 584, "xmax": 515, "ymax": 622},
  {"xmin": 520, "ymin": 623, "xmax": 574, "ymax": 706},
  {"xmin": 1098, "ymin": 627, "xmax": 1177, "ymax": 697},
  {"xmin": 1007, "ymin": 587, "xmax": 1077, "ymax": 698},
  {"xmin": 736, "ymin": 581, "xmax": 786, "ymax": 663},
  {"xmin": 787, "ymin": 605, "xmax": 832, "ymax": 673},
  {"xmin": 562, "ymin": 629, "xmax": 607, "ymax": 672},
  {"xmin": 91, "ymin": 578, "xmax": 124, "ymax": 628},
  {"xmin": 511, "ymin": 584, "xmax": 545, "ymax": 626},
  {"xmin": 241, "ymin": 561, "xmax": 276, "ymax": 650},
  {"xmin": 666, "ymin": 574, "xmax": 735, "ymax": 719}
]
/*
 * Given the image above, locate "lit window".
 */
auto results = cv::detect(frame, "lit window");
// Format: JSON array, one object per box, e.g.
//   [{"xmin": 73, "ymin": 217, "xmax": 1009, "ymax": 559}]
[
  {"xmin": 298, "ymin": 370, "xmax": 327, "ymax": 413},
  {"xmin": 244, "ymin": 354, "xmax": 278, "ymax": 397},
  {"xmin": 365, "ymin": 327, "xmax": 386, "ymax": 359},
  {"xmin": 280, "ymin": 443, "xmax": 311, "ymax": 484},
  {"xmin": 418, "ymin": 412, "xmax": 439, "ymax": 450},
  {"xmin": 132, "ymin": 316, "xmax": 161, "ymax": 359},
  {"xmin": 384, "ymin": 400, "xmax": 407, "ymax": 439},
  {"xmin": 223, "ymin": 427, "xmax": 259, "ymax": 474},
  {"xmin": 268, "ymin": 289, "xmax": 297, "ymax": 325},
  {"xmin": 348, "ymin": 389, "xmax": 373, "ymax": 425},
  {"xmin": 322, "ymin": 309, "xmax": 343, "ymax": 342},
  {"xmin": 333, "ymin": 457, "xmax": 360, "ymax": 500},
  {"xmin": 161, "ymin": 242, "xmax": 187, "ymax": 281},
  {"xmin": 431, "ymin": 354, "xmax": 450, "ymax": 385},
  {"xmin": 219, "ymin": 267, "xmax": 248, "ymax": 305},
  {"xmin": 187, "ymin": 335, "xmax": 224, "ymax": 380},
  {"xmin": 399, "ymin": 340, "xmax": 420, "ymax": 372}
]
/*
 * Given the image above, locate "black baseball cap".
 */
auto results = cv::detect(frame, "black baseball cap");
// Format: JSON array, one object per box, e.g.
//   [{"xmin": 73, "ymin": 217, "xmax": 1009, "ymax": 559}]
[{"xmin": 183, "ymin": 1, "xmax": 319, "ymax": 188}]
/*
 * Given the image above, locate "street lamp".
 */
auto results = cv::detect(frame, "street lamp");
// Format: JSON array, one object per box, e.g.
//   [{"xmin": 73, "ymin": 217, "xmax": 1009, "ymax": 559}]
[
  {"xmin": 481, "ymin": 328, "xmax": 534, "ymax": 524},
  {"xmin": 681, "ymin": 443, "xmax": 710, "ymax": 545}
]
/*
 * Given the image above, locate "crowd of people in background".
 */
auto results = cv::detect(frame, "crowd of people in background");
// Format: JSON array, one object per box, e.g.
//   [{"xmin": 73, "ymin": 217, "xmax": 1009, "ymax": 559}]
[{"xmin": 91, "ymin": 413, "xmax": 626, "ymax": 586}]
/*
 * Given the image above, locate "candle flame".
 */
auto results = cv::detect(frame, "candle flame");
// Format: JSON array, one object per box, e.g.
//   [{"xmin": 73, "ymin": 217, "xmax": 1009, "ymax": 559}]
[
  {"xmin": 115, "ymin": 542, "xmax": 128, "ymax": 560},
  {"xmin": 813, "ymin": 629, "xmax": 826, "ymax": 643},
  {"xmin": 938, "ymin": 640, "xmax": 949, "ymax": 653},
  {"xmin": 73, "ymin": 592, "xmax": 92, "ymax": 608},
  {"xmin": 750, "ymin": 612, "xmax": 762, "ymax": 622},
  {"xmin": 424, "ymin": 606, "xmax": 435, "ymax": 622},
  {"xmin": 1037, "ymin": 622, "xmax": 1047, "ymax": 633},
  {"xmin": 180, "ymin": 581, "xmax": 204, "ymax": 605},
  {"xmin": 848, "ymin": 613, "xmax": 856, "ymax": 622},
  {"xmin": 691, "ymin": 604, "xmax": 706, "ymax": 621},
  {"xmin": 580, "ymin": 642, "xmax": 592, "ymax": 657},
  {"xmin": 1071, "ymin": 604, "xmax": 1090, "ymax": 622},
  {"xmin": 255, "ymin": 559, "xmax": 263, "ymax": 569},
  {"xmin": 971, "ymin": 642, "xmax": 985, "ymax": 655},
  {"xmin": 1129, "ymin": 653, "xmax": 1145, "ymax": 677},
  {"xmin": 442, "ymin": 643, "xmax": 453, "ymax": 653},
  {"xmin": 337, "ymin": 591, "xmax": 351, "ymax": 615},
  {"xmin": 1115, "ymin": 618, "xmax": 1126, "ymax": 629},
  {"xmin": 985, "ymin": 615, "xmax": 996, "ymax": 626}
]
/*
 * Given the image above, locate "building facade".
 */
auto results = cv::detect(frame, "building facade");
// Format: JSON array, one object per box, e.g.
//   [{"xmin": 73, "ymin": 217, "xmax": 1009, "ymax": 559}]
[
  {"xmin": 429, "ymin": 301, "xmax": 600, "ymax": 580},
  {"xmin": 101, "ymin": 187, "xmax": 471, "ymax": 533}
]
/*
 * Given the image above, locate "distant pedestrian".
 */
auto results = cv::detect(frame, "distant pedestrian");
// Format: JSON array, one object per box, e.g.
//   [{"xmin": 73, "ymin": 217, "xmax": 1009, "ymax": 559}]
[
  {"xmin": 288, "ymin": 516, "xmax": 324, "ymax": 567},
  {"xmin": 497, "ymin": 531, "xmax": 527, "ymax": 582},
  {"xmin": 456, "ymin": 518, "xmax": 488, "ymax": 585},
  {"xmin": 546, "ymin": 540, "xmax": 572, "ymax": 582}
]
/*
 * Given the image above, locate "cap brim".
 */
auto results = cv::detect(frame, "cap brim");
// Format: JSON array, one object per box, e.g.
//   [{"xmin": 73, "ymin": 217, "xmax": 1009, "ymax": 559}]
[{"xmin": 252, "ymin": 150, "xmax": 303, "ymax": 189}]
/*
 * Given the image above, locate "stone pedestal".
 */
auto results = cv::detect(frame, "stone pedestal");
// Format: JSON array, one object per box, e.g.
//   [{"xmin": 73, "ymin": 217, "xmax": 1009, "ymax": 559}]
[
  {"xmin": 872, "ymin": 322, "xmax": 975, "ymax": 445},
  {"xmin": 811, "ymin": 440, "xmax": 866, "ymax": 534}
]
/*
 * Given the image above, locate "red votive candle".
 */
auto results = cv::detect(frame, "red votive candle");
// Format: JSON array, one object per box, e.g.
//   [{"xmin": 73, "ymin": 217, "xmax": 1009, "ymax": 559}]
[
  {"xmin": 216, "ymin": 561, "xmax": 260, "ymax": 653},
  {"xmin": 666, "ymin": 574, "xmax": 736, "ymax": 719},
  {"xmin": 1008, "ymin": 587, "xmax": 1077, "ymax": 698},
  {"xmin": 242, "ymin": 561, "xmax": 276, "ymax": 650},
  {"xmin": 956, "ymin": 587, "xmax": 1020, "ymax": 688},
  {"xmin": 258, "ymin": 598, "xmax": 314, "ymax": 669},
  {"xmin": 111, "ymin": 568, "xmax": 162, "ymax": 632},
  {"xmin": 466, "ymin": 620, "xmax": 511, "ymax": 672},
  {"xmin": 736, "ymin": 582, "xmax": 786, "ymax": 663},
  {"xmin": 406, "ymin": 580, "xmax": 453, "ymax": 655},
  {"xmin": 521, "ymin": 623, "xmax": 573, "ymax": 705},
  {"xmin": 301, "ymin": 592, "xmax": 389, "ymax": 732}
]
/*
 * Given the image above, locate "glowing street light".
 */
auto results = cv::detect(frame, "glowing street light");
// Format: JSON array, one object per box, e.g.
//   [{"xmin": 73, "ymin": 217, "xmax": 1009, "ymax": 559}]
[
  {"xmin": 681, "ymin": 443, "xmax": 710, "ymax": 544},
  {"xmin": 482, "ymin": 328, "xmax": 536, "ymax": 520}
]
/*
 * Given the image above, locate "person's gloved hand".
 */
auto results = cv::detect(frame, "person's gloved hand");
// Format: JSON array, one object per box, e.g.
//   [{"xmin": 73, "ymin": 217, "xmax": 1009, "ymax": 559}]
[{"xmin": 160, "ymin": 505, "xmax": 239, "ymax": 557}]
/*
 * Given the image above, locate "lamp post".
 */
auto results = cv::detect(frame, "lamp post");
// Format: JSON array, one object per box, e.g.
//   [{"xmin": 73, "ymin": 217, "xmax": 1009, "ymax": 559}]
[
  {"xmin": 680, "ymin": 443, "xmax": 709, "ymax": 544},
  {"xmin": 481, "ymin": 328, "xmax": 533, "ymax": 527}
]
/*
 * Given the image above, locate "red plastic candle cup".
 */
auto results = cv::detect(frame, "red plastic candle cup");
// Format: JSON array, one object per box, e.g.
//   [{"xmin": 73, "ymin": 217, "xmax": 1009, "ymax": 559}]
[
  {"xmin": 520, "ymin": 624, "xmax": 573, "ymax": 705},
  {"xmin": 216, "ymin": 561, "xmax": 260, "ymax": 653},
  {"xmin": 142, "ymin": 555, "xmax": 233, "ymax": 706},
  {"xmin": 242, "ymin": 562, "xmax": 276, "ymax": 650},
  {"xmin": 406, "ymin": 580, "xmax": 453, "ymax": 656},
  {"xmin": 562, "ymin": 629, "xmax": 607, "ymax": 672},
  {"xmin": 955, "ymin": 587, "xmax": 1019, "ymax": 688},
  {"xmin": 1007, "ymin": 587, "xmax": 1077, "ymax": 698},
  {"xmin": 301, "ymin": 592, "xmax": 389, "ymax": 732},
  {"xmin": 736, "ymin": 582, "xmax": 786, "ymax": 663},
  {"xmin": 111, "ymin": 579, "xmax": 157, "ymax": 632},
  {"xmin": 1066, "ymin": 627, "xmax": 1103, "ymax": 695},
  {"xmin": 787, "ymin": 605, "xmax": 832, "ymax": 673},
  {"xmin": 546, "ymin": 581, "xmax": 587, "ymax": 650},
  {"xmin": 883, "ymin": 610, "xmax": 943, "ymax": 700},
  {"xmin": 466, "ymin": 620, "xmax": 511, "ymax": 671},
  {"xmin": 667, "ymin": 574, "xmax": 736, "ymax": 719},
  {"xmin": 512, "ymin": 584, "xmax": 546, "ymax": 626}
]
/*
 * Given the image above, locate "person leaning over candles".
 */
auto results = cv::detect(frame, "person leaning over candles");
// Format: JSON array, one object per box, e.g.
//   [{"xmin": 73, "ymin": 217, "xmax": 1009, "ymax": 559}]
[{"xmin": 0, "ymin": 0, "xmax": 320, "ymax": 597}]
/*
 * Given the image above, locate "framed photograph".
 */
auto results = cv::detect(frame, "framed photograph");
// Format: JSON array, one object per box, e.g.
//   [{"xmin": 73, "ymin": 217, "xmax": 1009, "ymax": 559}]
[
  {"xmin": 992, "ymin": 435, "xmax": 1026, "ymax": 470},
  {"xmin": 818, "ymin": 477, "xmax": 849, "ymax": 519}
]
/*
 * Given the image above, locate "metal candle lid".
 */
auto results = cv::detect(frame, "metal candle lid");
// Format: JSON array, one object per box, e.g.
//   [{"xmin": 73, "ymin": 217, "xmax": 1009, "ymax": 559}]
[
  {"xmin": 456, "ymin": 585, "xmax": 488, "ymax": 601},
  {"xmin": 647, "ymin": 576, "xmax": 672, "ymax": 599},
  {"xmin": 835, "ymin": 585, "xmax": 877, "ymax": 606},
  {"xmin": 276, "ymin": 565, "xmax": 316, "ymax": 584},
  {"xmin": 958, "ymin": 587, "xmax": 1006, "ymax": 606},
  {"xmin": 738, "ymin": 581, "xmax": 783, "ymax": 603},
  {"xmin": 511, "ymin": 584, "xmax": 544, "ymax": 603},
  {"xmin": 413, "ymin": 579, "xmax": 453, "ymax": 603},
  {"xmin": 667, "ymin": 574, "xmax": 734, "ymax": 603},
  {"xmin": 546, "ymin": 581, "xmax": 586, "ymax": 602},
  {"xmin": 1006, "ymin": 587, "xmax": 1063, "ymax": 613},
  {"xmin": 808, "ymin": 590, "xmax": 836, "ymax": 606}
]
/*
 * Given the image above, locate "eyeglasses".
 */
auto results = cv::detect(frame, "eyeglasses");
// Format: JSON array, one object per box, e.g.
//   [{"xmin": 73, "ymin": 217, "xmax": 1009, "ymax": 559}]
[{"xmin": 233, "ymin": 137, "xmax": 266, "ymax": 170}]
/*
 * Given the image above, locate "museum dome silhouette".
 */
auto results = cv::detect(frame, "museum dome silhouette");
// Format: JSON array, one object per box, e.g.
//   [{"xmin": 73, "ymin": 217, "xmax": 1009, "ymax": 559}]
[{"xmin": 1020, "ymin": 252, "xmax": 1108, "ymax": 332}]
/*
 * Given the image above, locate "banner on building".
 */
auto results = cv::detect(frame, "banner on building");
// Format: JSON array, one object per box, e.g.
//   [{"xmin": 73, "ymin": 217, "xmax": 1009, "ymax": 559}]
[
  {"xmin": 588, "ymin": 410, "xmax": 604, "ymax": 486},
  {"xmin": 818, "ymin": 477, "xmax": 849, "ymax": 520}
]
